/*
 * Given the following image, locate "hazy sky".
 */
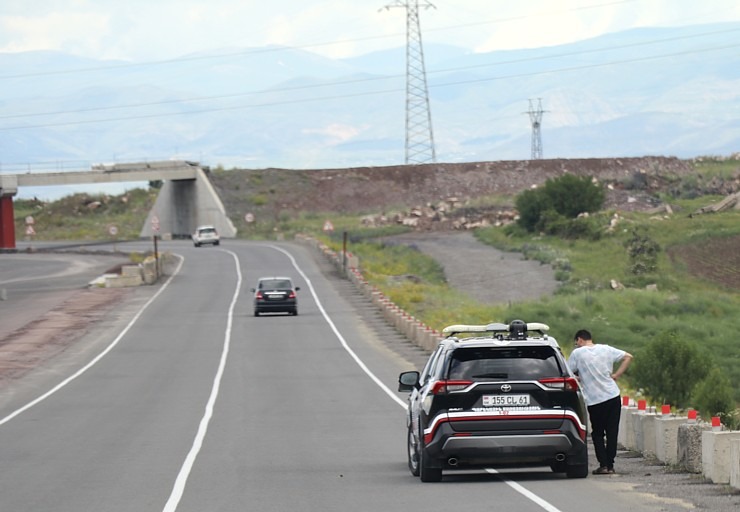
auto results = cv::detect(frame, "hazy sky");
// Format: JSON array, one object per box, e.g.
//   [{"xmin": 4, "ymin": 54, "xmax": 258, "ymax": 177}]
[{"xmin": 2, "ymin": 0, "xmax": 740, "ymax": 61}]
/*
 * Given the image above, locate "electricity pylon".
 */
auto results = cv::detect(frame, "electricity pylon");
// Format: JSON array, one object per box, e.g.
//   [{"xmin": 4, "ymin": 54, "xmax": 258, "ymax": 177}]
[
  {"xmin": 526, "ymin": 98, "xmax": 546, "ymax": 160},
  {"xmin": 383, "ymin": 1, "xmax": 436, "ymax": 164}
]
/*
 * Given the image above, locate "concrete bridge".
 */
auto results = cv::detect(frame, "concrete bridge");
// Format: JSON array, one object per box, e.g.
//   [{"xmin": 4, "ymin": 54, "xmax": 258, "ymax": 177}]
[{"xmin": 0, "ymin": 160, "xmax": 236, "ymax": 251}]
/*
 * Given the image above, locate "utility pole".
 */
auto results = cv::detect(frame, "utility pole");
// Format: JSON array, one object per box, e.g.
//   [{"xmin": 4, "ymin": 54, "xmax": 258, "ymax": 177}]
[
  {"xmin": 382, "ymin": 1, "xmax": 436, "ymax": 165},
  {"xmin": 526, "ymin": 98, "xmax": 546, "ymax": 160}
]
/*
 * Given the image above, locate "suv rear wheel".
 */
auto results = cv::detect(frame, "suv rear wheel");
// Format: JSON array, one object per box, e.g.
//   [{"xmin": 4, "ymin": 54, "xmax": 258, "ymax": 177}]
[{"xmin": 407, "ymin": 426, "xmax": 420, "ymax": 477}]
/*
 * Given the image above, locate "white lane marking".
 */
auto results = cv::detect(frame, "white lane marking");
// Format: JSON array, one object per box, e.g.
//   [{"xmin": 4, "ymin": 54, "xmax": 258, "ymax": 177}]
[
  {"xmin": 272, "ymin": 244, "xmax": 564, "ymax": 512},
  {"xmin": 267, "ymin": 244, "xmax": 407, "ymax": 408},
  {"xmin": 0, "ymin": 255, "xmax": 185, "ymax": 427},
  {"xmin": 162, "ymin": 250, "xmax": 242, "ymax": 512},
  {"xmin": 485, "ymin": 469, "xmax": 564, "ymax": 512}
]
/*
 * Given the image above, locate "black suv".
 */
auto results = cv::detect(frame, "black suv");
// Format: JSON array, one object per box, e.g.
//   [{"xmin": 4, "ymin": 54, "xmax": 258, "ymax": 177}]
[{"xmin": 398, "ymin": 320, "xmax": 588, "ymax": 482}]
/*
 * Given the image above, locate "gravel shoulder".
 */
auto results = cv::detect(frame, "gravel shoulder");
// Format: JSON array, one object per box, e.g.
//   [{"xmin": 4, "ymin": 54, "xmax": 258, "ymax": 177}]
[{"xmin": 383, "ymin": 231, "xmax": 558, "ymax": 304}]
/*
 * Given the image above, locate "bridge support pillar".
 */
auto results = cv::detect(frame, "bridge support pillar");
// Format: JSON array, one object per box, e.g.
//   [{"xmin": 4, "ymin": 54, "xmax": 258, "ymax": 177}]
[
  {"xmin": 0, "ymin": 174, "xmax": 18, "ymax": 252},
  {"xmin": 0, "ymin": 195, "xmax": 17, "ymax": 252}
]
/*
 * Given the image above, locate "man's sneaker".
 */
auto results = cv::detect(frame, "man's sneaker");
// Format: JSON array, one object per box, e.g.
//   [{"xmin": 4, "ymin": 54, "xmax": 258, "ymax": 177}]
[{"xmin": 593, "ymin": 466, "xmax": 612, "ymax": 475}]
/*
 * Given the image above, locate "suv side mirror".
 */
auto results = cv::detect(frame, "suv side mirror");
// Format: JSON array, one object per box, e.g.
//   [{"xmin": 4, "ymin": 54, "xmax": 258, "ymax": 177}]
[{"xmin": 398, "ymin": 371, "xmax": 420, "ymax": 392}]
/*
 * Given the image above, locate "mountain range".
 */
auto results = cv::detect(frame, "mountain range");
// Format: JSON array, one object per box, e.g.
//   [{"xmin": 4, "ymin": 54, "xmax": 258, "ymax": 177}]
[{"xmin": 1, "ymin": 22, "xmax": 738, "ymax": 186}]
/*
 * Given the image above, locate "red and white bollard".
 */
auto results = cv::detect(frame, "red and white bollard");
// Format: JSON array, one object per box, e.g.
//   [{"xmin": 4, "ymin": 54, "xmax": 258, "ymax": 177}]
[
  {"xmin": 687, "ymin": 409, "xmax": 698, "ymax": 424},
  {"xmin": 711, "ymin": 416, "xmax": 722, "ymax": 432}
]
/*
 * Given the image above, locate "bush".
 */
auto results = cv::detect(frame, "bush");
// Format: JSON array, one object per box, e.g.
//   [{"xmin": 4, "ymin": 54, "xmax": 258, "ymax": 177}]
[
  {"xmin": 631, "ymin": 330, "xmax": 712, "ymax": 407},
  {"xmin": 516, "ymin": 188, "xmax": 550, "ymax": 232},
  {"xmin": 625, "ymin": 226, "xmax": 661, "ymax": 275},
  {"xmin": 691, "ymin": 367, "xmax": 737, "ymax": 424},
  {"xmin": 516, "ymin": 174, "xmax": 605, "ymax": 233}
]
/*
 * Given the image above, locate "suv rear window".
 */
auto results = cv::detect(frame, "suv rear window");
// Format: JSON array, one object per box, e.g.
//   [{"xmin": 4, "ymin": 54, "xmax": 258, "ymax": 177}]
[{"xmin": 447, "ymin": 346, "xmax": 563, "ymax": 381}]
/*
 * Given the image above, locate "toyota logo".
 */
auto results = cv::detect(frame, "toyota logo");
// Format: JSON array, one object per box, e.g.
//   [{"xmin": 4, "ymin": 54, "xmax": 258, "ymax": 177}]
[{"xmin": 500, "ymin": 384, "xmax": 512, "ymax": 392}]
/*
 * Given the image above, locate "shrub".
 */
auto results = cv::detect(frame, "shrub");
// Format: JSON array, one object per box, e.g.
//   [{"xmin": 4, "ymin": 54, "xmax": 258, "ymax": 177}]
[
  {"xmin": 691, "ymin": 367, "xmax": 737, "ymax": 424},
  {"xmin": 625, "ymin": 226, "xmax": 660, "ymax": 275},
  {"xmin": 515, "ymin": 188, "xmax": 549, "ymax": 232},
  {"xmin": 543, "ymin": 174, "xmax": 605, "ymax": 219},
  {"xmin": 516, "ymin": 174, "xmax": 605, "ymax": 234},
  {"xmin": 631, "ymin": 330, "xmax": 712, "ymax": 408}
]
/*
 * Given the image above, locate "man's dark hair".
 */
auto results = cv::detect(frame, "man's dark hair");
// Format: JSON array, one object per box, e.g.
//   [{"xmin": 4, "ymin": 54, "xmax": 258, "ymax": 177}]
[{"xmin": 574, "ymin": 329, "xmax": 592, "ymax": 341}]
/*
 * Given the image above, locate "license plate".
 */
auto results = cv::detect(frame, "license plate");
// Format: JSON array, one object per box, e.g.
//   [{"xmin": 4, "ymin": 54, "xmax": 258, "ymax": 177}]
[{"xmin": 482, "ymin": 394, "xmax": 530, "ymax": 407}]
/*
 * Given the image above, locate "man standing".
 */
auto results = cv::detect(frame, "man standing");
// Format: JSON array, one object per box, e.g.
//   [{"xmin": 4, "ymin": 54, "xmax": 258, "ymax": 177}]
[{"xmin": 569, "ymin": 329, "xmax": 633, "ymax": 475}]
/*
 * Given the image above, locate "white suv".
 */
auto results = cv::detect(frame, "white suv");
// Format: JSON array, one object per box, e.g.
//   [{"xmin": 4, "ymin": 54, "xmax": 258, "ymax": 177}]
[{"xmin": 192, "ymin": 225, "xmax": 220, "ymax": 247}]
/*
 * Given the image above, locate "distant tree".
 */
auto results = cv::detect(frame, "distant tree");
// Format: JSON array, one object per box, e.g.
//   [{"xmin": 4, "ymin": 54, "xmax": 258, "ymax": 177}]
[
  {"xmin": 516, "ymin": 174, "xmax": 605, "ymax": 233},
  {"xmin": 149, "ymin": 180, "xmax": 163, "ymax": 189}
]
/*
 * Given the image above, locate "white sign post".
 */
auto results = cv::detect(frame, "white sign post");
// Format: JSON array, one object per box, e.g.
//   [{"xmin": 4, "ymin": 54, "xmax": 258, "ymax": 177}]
[
  {"xmin": 25, "ymin": 216, "xmax": 35, "ymax": 248},
  {"xmin": 108, "ymin": 225, "xmax": 118, "ymax": 251}
]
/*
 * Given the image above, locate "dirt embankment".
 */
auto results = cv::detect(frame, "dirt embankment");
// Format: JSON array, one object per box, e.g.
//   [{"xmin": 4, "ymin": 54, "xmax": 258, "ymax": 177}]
[{"xmin": 211, "ymin": 156, "xmax": 697, "ymax": 219}]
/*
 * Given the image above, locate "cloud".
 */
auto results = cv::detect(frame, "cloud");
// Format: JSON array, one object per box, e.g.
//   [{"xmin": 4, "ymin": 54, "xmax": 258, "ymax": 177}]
[
  {"xmin": 0, "ymin": 12, "xmax": 110, "ymax": 55},
  {"xmin": 303, "ymin": 123, "xmax": 363, "ymax": 144}
]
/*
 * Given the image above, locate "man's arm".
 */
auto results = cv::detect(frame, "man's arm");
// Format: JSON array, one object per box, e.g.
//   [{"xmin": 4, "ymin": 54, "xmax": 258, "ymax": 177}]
[{"xmin": 612, "ymin": 352, "xmax": 633, "ymax": 380}]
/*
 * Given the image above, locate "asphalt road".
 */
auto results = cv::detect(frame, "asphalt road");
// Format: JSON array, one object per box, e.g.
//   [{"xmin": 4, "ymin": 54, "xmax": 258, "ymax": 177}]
[{"xmin": 1, "ymin": 239, "xmax": 738, "ymax": 511}]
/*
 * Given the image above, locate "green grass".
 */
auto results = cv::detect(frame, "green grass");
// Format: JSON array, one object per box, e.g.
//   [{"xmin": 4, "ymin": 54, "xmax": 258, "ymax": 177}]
[{"xmin": 14, "ymin": 189, "xmax": 158, "ymax": 241}]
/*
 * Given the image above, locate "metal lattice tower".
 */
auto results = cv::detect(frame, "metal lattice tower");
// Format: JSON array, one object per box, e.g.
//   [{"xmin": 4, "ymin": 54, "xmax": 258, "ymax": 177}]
[
  {"xmin": 526, "ymin": 98, "xmax": 546, "ymax": 160},
  {"xmin": 383, "ymin": 1, "xmax": 436, "ymax": 164}
]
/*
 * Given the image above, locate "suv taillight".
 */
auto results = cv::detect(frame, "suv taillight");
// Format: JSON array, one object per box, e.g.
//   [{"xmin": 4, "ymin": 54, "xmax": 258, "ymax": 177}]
[
  {"xmin": 539, "ymin": 377, "xmax": 579, "ymax": 392},
  {"xmin": 431, "ymin": 380, "xmax": 473, "ymax": 394},
  {"xmin": 288, "ymin": 291, "xmax": 296, "ymax": 299},
  {"xmin": 256, "ymin": 291, "xmax": 264, "ymax": 299}
]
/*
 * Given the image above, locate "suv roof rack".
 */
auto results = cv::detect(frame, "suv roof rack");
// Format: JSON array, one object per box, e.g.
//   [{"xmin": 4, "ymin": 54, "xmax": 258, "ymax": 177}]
[{"xmin": 441, "ymin": 320, "xmax": 550, "ymax": 338}]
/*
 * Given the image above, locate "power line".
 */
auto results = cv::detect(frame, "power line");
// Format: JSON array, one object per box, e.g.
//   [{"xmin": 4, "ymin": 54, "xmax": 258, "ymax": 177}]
[
  {"xmin": 2, "ymin": 25, "xmax": 738, "ymax": 123},
  {"xmin": 1, "ymin": 40, "xmax": 738, "ymax": 131}
]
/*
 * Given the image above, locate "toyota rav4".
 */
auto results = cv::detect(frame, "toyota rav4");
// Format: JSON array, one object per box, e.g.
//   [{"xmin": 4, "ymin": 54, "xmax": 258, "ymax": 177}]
[{"xmin": 398, "ymin": 320, "xmax": 588, "ymax": 482}]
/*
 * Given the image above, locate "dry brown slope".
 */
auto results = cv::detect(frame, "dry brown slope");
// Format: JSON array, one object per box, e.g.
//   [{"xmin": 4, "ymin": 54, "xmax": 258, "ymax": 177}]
[{"xmin": 210, "ymin": 157, "xmax": 693, "ymax": 218}]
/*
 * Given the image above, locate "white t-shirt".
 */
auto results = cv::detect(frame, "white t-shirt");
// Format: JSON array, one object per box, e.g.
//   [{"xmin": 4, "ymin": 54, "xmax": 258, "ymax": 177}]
[{"xmin": 568, "ymin": 344, "xmax": 626, "ymax": 406}]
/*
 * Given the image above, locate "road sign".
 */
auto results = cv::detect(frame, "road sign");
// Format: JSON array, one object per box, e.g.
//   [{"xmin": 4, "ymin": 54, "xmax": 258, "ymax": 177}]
[
  {"xmin": 25, "ymin": 215, "xmax": 34, "ymax": 225},
  {"xmin": 25, "ymin": 225, "xmax": 35, "ymax": 236},
  {"xmin": 323, "ymin": 220, "xmax": 334, "ymax": 232},
  {"xmin": 108, "ymin": 225, "xmax": 118, "ymax": 236},
  {"xmin": 245, "ymin": 212, "xmax": 255, "ymax": 223},
  {"xmin": 151, "ymin": 215, "xmax": 160, "ymax": 233}
]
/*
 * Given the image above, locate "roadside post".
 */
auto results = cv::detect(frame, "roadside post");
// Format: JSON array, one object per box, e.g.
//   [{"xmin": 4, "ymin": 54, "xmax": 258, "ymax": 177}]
[
  {"xmin": 342, "ymin": 231, "xmax": 348, "ymax": 275},
  {"xmin": 108, "ymin": 224, "xmax": 118, "ymax": 252},
  {"xmin": 151, "ymin": 215, "xmax": 160, "ymax": 280},
  {"xmin": 25, "ymin": 215, "xmax": 35, "ymax": 250}
]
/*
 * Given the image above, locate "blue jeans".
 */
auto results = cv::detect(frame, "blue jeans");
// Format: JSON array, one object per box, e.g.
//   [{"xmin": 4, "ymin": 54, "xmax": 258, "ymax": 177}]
[{"xmin": 588, "ymin": 395, "xmax": 622, "ymax": 469}]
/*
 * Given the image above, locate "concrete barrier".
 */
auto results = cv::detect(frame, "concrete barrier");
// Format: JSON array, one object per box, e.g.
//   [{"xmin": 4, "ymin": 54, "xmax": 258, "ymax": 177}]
[
  {"xmin": 639, "ymin": 412, "xmax": 658, "ymax": 458},
  {"xmin": 731, "ymin": 439, "xmax": 740, "ymax": 489},
  {"xmin": 619, "ymin": 405, "xmax": 638, "ymax": 450},
  {"xmin": 655, "ymin": 416, "xmax": 686, "ymax": 465},
  {"xmin": 702, "ymin": 430, "xmax": 740, "ymax": 484},
  {"xmin": 678, "ymin": 422, "xmax": 711, "ymax": 473}
]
